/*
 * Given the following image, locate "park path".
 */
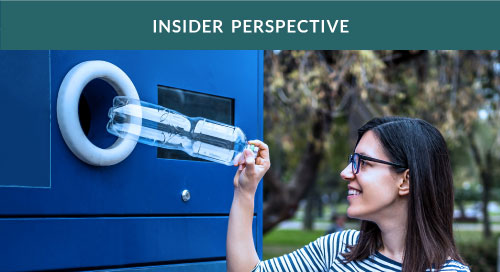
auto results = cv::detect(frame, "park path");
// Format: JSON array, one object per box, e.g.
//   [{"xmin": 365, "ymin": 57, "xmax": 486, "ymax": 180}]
[{"xmin": 277, "ymin": 220, "xmax": 500, "ymax": 232}]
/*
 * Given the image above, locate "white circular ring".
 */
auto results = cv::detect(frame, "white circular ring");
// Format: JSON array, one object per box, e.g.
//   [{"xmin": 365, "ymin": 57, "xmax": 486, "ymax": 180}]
[{"xmin": 57, "ymin": 60, "xmax": 140, "ymax": 166}]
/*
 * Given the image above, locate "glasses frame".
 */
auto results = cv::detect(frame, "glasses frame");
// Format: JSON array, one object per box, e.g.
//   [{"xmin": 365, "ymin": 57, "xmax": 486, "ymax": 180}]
[{"xmin": 348, "ymin": 153, "xmax": 407, "ymax": 174}]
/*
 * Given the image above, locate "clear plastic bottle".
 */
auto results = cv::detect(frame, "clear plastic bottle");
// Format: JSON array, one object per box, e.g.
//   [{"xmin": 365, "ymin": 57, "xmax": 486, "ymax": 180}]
[{"xmin": 106, "ymin": 96, "xmax": 258, "ymax": 166}]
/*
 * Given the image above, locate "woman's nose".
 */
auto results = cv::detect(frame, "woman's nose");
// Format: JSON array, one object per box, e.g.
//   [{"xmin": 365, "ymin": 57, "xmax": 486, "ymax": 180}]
[{"xmin": 340, "ymin": 163, "xmax": 355, "ymax": 181}]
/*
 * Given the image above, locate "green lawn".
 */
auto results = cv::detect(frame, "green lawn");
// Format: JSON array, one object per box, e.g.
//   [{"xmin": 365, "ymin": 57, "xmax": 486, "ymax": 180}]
[
  {"xmin": 263, "ymin": 229, "xmax": 326, "ymax": 260},
  {"xmin": 454, "ymin": 230, "xmax": 488, "ymax": 243}
]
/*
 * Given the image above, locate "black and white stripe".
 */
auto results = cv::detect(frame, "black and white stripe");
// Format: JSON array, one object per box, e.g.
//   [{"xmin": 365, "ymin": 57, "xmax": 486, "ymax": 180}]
[{"xmin": 252, "ymin": 230, "xmax": 470, "ymax": 272}]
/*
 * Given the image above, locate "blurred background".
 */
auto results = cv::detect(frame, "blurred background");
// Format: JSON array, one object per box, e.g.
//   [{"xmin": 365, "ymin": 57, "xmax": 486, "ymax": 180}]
[{"xmin": 261, "ymin": 50, "xmax": 500, "ymax": 271}]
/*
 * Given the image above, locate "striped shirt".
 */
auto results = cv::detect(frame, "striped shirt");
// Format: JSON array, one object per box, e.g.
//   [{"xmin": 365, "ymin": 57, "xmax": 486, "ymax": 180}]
[{"xmin": 253, "ymin": 229, "xmax": 470, "ymax": 272}]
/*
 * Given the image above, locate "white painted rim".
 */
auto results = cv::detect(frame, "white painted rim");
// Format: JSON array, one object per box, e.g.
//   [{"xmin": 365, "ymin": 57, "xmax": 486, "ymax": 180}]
[{"xmin": 57, "ymin": 60, "xmax": 140, "ymax": 166}]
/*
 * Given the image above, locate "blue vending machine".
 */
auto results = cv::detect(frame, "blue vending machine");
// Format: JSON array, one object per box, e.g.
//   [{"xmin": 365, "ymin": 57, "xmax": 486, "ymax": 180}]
[{"xmin": 0, "ymin": 51, "xmax": 263, "ymax": 271}]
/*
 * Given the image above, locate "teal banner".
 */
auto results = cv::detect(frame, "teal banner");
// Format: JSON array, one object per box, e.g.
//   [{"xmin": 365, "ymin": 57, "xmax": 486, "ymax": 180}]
[{"xmin": 0, "ymin": 1, "xmax": 498, "ymax": 49}]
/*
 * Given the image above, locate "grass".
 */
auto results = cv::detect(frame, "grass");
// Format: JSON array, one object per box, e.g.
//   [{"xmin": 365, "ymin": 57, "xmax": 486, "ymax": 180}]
[
  {"xmin": 264, "ymin": 229, "xmax": 326, "ymax": 247},
  {"xmin": 454, "ymin": 230, "xmax": 485, "ymax": 243},
  {"xmin": 263, "ymin": 229, "xmax": 326, "ymax": 260}
]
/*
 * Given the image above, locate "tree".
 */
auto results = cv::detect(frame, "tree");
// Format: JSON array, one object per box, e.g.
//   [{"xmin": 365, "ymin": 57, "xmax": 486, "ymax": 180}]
[
  {"xmin": 262, "ymin": 50, "xmax": 500, "ymax": 237},
  {"xmin": 262, "ymin": 51, "xmax": 389, "ymax": 233},
  {"xmin": 383, "ymin": 50, "xmax": 500, "ymax": 238}
]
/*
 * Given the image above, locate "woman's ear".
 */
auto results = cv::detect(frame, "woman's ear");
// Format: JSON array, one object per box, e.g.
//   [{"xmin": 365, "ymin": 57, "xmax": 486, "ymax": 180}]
[{"xmin": 398, "ymin": 169, "xmax": 410, "ymax": 196}]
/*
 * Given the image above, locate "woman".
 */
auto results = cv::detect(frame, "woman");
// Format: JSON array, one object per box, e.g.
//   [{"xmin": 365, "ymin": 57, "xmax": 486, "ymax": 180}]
[{"xmin": 227, "ymin": 116, "xmax": 470, "ymax": 272}]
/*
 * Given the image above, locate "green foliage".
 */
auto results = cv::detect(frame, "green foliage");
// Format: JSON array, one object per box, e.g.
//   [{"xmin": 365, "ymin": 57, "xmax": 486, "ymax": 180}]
[
  {"xmin": 318, "ymin": 115, "xmax": 351, "ymax": 199},
  {"xmin": 449, "ymin": 136, "xmax": 478, "ymax": 180},
  {"xmin": 456, "ymin": 231, "xmax": 499, "ymax": 271}
]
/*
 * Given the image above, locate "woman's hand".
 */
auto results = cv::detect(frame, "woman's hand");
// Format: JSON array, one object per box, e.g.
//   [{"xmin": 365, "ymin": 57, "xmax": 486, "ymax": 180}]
[
  {"xmin": 227, "ymin": 140, "xmax": 270, "ymax": 272},
  {"xmin": 233, "ymin": 140, "xmax": 271, "ymax": 196}
]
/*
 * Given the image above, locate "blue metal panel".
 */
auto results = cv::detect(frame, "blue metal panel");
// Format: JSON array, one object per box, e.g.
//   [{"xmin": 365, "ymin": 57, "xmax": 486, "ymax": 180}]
[
  {"xmin": 0, "ymin": 50, "xmax": 263, "ymax": 271},
  {"xmin": 0, "ymin": 216, "xmax": 257, "ymax": 271},
  {"xmin": 0, "ymin": 51, "xmax": 51, "ymax": 188},
  {"xmin": 106, "ymin": 261, "xmax": 226, "ymax": 272},
  {"xmin": 0, "ymin": 50, "xmax": 262, "ymax": 215}
]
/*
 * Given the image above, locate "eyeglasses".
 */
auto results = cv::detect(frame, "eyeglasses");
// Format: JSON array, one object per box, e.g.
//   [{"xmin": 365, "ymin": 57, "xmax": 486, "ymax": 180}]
[{"xmin": 348, "ymin": 153, "xmax": 407, "ymax": 174}]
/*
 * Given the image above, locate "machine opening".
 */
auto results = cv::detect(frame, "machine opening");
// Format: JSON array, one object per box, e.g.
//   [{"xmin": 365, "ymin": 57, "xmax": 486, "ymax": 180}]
[
  {"xmin": 78, "ymin": 79, "xmax": 118, "ymax": 149},
  {"xmin": 78, "ymin": 95, "xmax": 91, "ymax": 135},
  {"xmin": 157, "ymin": 85, "xmax": 234, "ymax": 161}
]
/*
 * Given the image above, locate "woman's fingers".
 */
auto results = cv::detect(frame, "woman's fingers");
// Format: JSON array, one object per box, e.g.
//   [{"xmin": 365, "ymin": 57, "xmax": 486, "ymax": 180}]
[
  {"xmin": 232, "ymin": 140, "xmax": 271, "ymax": 190},
  {"xmin": 233, "ymin": 152, "xmax": 246, "ymax": 166},
  {"xmin": 248, "ymin": 140, "xmax": 270, "ymax": 159},
  {"xmin": 247, "ymin": 140, "xmax": 271, "ymax": 170},
  {"xmin": 255, "ymin": 157, "xmax": 262, "ymax": 165},
  {"xmin": 243, "ymin": 149, "xmax": 255, "ymax": 172}
]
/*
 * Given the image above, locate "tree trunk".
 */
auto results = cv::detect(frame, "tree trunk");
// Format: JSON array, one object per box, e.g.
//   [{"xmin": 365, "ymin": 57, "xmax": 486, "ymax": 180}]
[
  {"xmin": 468, "ymin": 132, "xmax": 492, "ymax": 238},
  {"xmin": 458, "ymin": 201, "xmax": 466, "ymax": 219},
  {"xmin": 480, "ymin": 175, "xmax": 492, "ymax": 238},
  {"xmin": 262, "ymin": 109, "xmax": 331, "ymax": 234},
  {"xmin": 303, "ymin": 190, "xmax": 315, "ymax": 230},
  {"xmin": 480, "ymin": 151, "xmax": 492, "ymax": 238}
]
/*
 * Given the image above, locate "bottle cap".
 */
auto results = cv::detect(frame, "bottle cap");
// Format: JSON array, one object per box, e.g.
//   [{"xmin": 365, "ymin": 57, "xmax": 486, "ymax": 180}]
[
  {"xmin": 232, "ymin": 144, "xmax": 260, "ymax": 165},
  {"xmin": 246, "ymin": 144, "xmax": 259, "ymax": 159}
]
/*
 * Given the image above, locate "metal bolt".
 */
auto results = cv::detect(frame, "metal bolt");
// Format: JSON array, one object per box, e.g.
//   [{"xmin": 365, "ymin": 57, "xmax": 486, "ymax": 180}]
[{"xmin": 181, "ymin": 190, "xmax": 191, "ymax": 202}]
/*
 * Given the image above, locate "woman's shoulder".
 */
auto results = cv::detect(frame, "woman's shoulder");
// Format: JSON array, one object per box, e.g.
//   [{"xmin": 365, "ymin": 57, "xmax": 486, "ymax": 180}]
[
  {"xmin": 318, "ymin": 231, "xmax": 469, "ymax": 272},
  {"xmin": 324, "ymin": 229, "xmax": 360, "ymax": 246},
  {"xmin": 437, "ymin": 259, "xmax": 470, "ymax": 272}
]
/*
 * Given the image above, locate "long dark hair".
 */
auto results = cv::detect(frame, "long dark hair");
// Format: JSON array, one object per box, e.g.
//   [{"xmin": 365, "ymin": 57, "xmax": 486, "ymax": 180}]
[{"xmin": 342, "ymin": 116, "xmax": 466, "ymax": 271}]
